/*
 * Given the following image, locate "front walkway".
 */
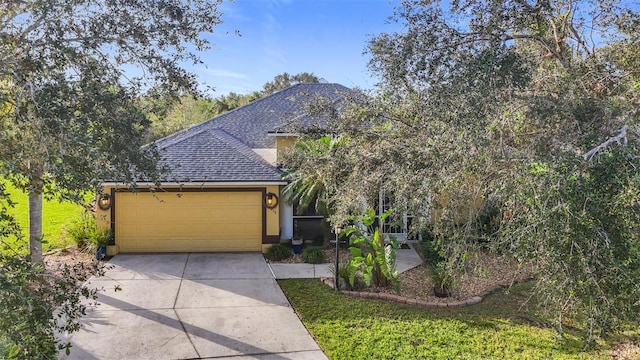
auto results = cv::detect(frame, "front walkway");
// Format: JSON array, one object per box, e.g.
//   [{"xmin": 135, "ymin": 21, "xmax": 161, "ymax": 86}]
[{"xmin": 268, "ymin": 242, "xmax": 423, "ymax": 279}]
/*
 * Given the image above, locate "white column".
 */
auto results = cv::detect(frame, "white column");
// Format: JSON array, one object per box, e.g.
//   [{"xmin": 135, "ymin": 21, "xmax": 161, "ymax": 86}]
[{"xmin": 280, "ymin": 194, "xmax": 294, "ymax": 240}]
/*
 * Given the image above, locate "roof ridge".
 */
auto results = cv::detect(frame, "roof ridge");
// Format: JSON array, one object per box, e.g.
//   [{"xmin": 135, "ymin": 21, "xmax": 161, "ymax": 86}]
[
  {"xmin": 179, "ymin": 83, "xmax": 346, "ymax": 132},
  {"xmin": 176, "ymin": 83, "xmax": 311, "ymax": 134},
  {"xmin": 150, "ymin": 83, "xmax": 355, "ymax": 149}
]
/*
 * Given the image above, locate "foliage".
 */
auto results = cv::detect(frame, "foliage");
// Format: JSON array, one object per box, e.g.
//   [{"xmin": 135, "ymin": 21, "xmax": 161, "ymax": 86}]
[
  {"xmin": 0, "ymin": 253, "xmax": 105, "ymax": 359},
  {"xmin": 282, "ymin": 136, "xmax": 347, "ymax": 215},
  {"xmin": 65, "ymin": 211, "xmax": 111, "ymax": 251},
  {"xmin": 0, "ymin": 0, "xmax": 223, "ymax": 262},
  {"xmin": 301, "ymin": 246, "xmax": 325, "ymax": 264},
  {"xmin": 498, "ymin": 147, "xmax": 640, "ymax": 339},
  {"xmin": 146, "ymin": 94, "xmax": 217, "ymax": 141},
  {"xmin": 0, "ymin": 184, "xmax": 105, "ymax": 358},
  {"xmin": 279, "ymin": 279, "xmax": 626, "ymax": 360},
  {"xmin": 344, "ymin": 209, "xmax": 400, "ymax": 293},
  {"xmin": 0, "ymin": 184, "xmax": 21, "ymax": 246},
  {"xmin": 334, "ymin": 262, "xmax": 354, "ymax": 291},
  {"xmin": 262, "ymin": 72, "xmax": 322, "ymax": 95},
  {"xmin": 265, "ymin": 244, "xmax": 293, "ymax": 262},
  {"xmin": 419, "ymin": 226, "xmax": 446, "ymax": 266},
  {"xmin": 289, "ymin": 0, "xmax": 640, "ymax": 339},
  {"xmin": 431, "ymin": 262, "xmax": 455, "ymax": 292}
]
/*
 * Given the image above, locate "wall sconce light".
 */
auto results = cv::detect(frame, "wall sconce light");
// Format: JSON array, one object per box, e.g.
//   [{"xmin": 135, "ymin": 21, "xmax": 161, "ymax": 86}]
[
  {"xmin": 97, "ymin": 193, "xmax": 112, "ymax": 210},
  {"xmin": 265, "ymin": 192, "xmax": 279, "ymax": 209}
]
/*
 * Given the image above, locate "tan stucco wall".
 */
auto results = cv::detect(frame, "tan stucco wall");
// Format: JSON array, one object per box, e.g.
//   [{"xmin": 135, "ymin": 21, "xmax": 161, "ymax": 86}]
[{"xmin": 275, "ymin": 136, "xmax": 297, "ymax": 164}]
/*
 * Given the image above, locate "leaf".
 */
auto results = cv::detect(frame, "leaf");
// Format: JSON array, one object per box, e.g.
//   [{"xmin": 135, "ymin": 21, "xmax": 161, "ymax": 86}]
[
  {"xmin": 363, "ymin": 272, "xmax": 371, "ymax": 287},
  {"xmin": 379, "ymin": 208, "xmax": 394, "ymax": 222},
  {"xmin": 362, "ymin": 208, "xmax": 376, "ymax": 227},
  {"xmin": 349, "ymin": 247, "xmax": 362, "ymax": 257}
]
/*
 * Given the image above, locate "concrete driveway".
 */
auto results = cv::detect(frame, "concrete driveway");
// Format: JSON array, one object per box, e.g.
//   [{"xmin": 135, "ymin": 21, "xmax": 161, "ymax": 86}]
[{"xmin": 59, "ymin": 253, "xmax": 327, "ymax": 360}]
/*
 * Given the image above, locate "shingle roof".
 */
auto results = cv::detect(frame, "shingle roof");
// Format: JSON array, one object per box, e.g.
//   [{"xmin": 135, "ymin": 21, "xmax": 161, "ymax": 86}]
[
  {"xmin": 156, "ymin": 128, "xmax": 283, "ymax": 182},
  {"xmin": 153, "ymin": 83, "xmax": 356, "ymax": 182},
  {"xmin": 178, "ymin": 83, "xmax": 356, "ymax": 148}
]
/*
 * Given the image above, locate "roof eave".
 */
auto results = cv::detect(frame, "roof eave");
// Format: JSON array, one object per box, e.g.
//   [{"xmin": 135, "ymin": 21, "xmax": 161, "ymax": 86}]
[{"xmin": 101, "ymin": 180, "xmax": 288, "ymax": 187}]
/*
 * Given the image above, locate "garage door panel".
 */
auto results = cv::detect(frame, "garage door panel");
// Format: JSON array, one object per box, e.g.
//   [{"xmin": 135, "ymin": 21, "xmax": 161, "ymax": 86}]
[
  {"xmin": 115, "ymin": 191, "xmax": 263, "ymax": 252},
  {"xmin": 131, "ymin": 223, "xmax": 261, "ymax": 239}
]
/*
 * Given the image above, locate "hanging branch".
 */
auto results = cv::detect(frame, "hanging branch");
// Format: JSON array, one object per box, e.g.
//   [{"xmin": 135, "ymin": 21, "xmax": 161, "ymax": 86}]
[{"xmin": 582, "ymin": 125, "xmax": 639, "ymax": 161}]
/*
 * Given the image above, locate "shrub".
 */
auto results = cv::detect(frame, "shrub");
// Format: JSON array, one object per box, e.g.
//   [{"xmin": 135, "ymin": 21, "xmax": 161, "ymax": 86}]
[
  {"xmin": 432, "ymin": 262, "xmax": 455, "ymax": 295},
  {"xmin": 265, "ymin": 244, "xmax": 292, "ymax": 261},
  {"xmin": 312, "ymin": 234, "xmax": 325, "ymax": 246},
  {"xmin": 302, "ymin": 246, "xmax": 326, "ymax": 264},
  {"xmin": 0, "ymin": 253, "xmax": 105, "ymax": 358},
  {"xmin": 344, "ymin": 208, "xmax": 400, "ymax": 293},
  {"xmin": 420, "ymin": 230, "xmax": 446, "ymax": 266},
  {"xmin": 65, "ymin": 211, "xmax": 111, "ymax": 252},
  {"xmin": 335, "ymin": 262, "xmax": 350, "ymax": 286}
]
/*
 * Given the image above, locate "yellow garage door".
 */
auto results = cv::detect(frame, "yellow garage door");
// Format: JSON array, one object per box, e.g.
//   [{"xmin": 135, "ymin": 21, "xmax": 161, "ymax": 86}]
[{"xmin": 115, "ymin": 191, "xmax": 263, "ymax": 252}]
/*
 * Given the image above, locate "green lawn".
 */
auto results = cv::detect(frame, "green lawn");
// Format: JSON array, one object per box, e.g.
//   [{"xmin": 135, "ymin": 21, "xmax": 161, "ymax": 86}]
[
  {"xmin": 279, "ymin": 279, "xmax": 626, "ymax": 360},
  {"xmin": 2, "ymin": 181, "xmax": 85, "ymax": 252}
]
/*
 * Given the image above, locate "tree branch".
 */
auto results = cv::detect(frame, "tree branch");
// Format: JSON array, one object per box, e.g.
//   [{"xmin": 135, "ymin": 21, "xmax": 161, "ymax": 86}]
[{"xmin": 583, "ymin": 125, "xmax": 633, "ymax": 161}]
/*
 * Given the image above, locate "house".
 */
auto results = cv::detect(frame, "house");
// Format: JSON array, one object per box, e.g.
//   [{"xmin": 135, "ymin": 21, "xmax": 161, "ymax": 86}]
[{"xmin": 96, "ymin": 83, "xmax": 359, "ymax": 254}]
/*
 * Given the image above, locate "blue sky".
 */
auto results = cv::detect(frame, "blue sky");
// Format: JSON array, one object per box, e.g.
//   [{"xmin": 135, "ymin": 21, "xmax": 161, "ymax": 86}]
[{"xmin": 192, "ymin": 0, "xmax": 401, "ymax": 96}]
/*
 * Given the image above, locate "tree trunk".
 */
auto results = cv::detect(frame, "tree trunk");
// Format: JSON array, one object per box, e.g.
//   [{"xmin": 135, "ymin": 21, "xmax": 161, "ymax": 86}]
[{"xmin": 29, "ymin": 188, "xmax": 44, "ymax": 266}]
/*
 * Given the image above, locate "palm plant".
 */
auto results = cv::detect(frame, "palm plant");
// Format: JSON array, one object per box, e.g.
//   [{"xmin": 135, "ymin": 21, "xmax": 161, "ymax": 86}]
[{"xmin": 281, "ymin": 136, "xmax": 343, "ymax": 215}]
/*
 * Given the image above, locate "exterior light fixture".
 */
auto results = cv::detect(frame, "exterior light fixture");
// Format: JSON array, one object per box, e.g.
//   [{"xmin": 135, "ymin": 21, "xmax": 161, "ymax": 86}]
[
  {"xmin": 97, "ymin": 193, "xmax": 112, "ymax": 210},
  {"xmin": 265, "ymin": 192, "xmax": 279, "ymax": 209}
]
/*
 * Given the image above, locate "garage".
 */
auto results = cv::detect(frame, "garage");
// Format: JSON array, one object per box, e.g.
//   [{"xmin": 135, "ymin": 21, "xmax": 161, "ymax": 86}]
[{"xmin": 114, "ymin": 190, "xmax": 264, "ymax": 252}]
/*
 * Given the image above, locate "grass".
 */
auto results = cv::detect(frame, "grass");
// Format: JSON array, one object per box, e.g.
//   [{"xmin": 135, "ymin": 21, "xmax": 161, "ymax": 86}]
[
  {"xmin": 2, "ymin": 181, "xmax": 85, "ymax": 252},
  {"xmin": 278, "ymin": 279, "xmax": 629, "ymax": 360}
]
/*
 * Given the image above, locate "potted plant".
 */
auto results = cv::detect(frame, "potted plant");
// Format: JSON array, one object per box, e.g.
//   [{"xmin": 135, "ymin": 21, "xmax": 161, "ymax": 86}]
[
  {"xmin": 432, "ymin": 263, "xmax": 454, "ymax": 298},
  {"xmin": 93, "ymin": 228, "xmax": 112, "ymax": 260},
  {"xmin": 291, "ymin": 223, "xmax": 303, "ymax": 255}
]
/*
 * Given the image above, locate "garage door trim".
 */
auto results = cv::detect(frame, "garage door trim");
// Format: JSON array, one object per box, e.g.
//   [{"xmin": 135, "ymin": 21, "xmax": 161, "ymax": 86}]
[{"xmin": 109, "ymin": 187, "xmax": 268, "ymax": 247}]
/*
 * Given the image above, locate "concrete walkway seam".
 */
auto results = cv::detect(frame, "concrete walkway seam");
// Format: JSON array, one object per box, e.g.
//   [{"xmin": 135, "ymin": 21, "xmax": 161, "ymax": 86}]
[
  {"xmin": 266, "ymin": 262, "xmax": 277, "ymax": 279},
  {"xmin": 175, "ymin": 253, "xmax": 201, "ymax": 359}
]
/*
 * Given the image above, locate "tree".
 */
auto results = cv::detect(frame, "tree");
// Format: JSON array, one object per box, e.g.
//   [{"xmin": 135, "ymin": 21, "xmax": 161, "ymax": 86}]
[
  {"xmin": 262, "ymin": 72, "xmax": 323, "ymax": 95},
  {"xmin": 0, "ymin": 182, "xmax": 105, "ymax": 358},
  {"xmin": 147, "ymin": 93, "xmax": 217, "ymax": 141},
  {"xmin": 145, "ymin": 72, "xmax": 324, "ymax": 141},
  {"xmin": 282, "ymin": 136, "xmax": 346, "ymax": 215},
  {"xmin": 289, "ymin": 0, "xmax": 640, "ymax": 340},
  {"xmin": 0, "ymin": 0, "xmax": 223, "ymax": 263}
]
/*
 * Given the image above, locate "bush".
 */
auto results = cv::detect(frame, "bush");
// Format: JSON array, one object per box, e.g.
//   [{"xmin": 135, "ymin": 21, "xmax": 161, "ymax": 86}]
[
  {"xmin": 0, "ymin": 253, "xmax": 105, "ymax": 358},
  {"xmin": 265, "ymin": 244, "xmax": 292, "ymax": 261},
  {"xmin": 420, "ymin": 226, "xmax": 446, "ymax": 266},
  {"xmin": 302, "ymin": 246, "xmax": 326, "ymax": 264},
  {"xmin": 65, "ymin": 211, "xmax": 111, "ymax": 252},
  {"xmin": 312, "ymin": 234, "xmax": 325, "ymax": 246}
]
